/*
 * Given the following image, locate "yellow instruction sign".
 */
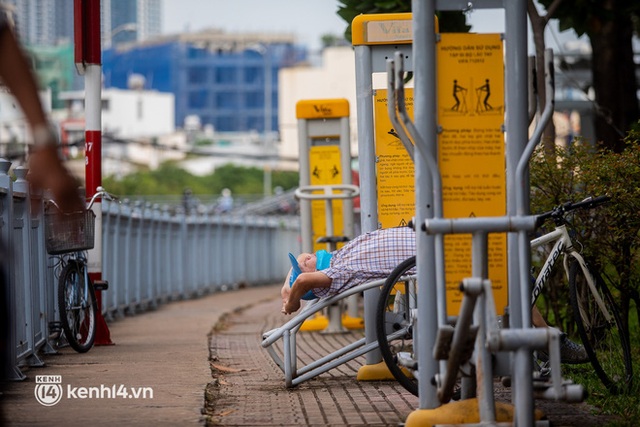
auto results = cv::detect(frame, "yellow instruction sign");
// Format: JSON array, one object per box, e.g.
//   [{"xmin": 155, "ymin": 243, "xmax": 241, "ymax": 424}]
[
  {"xmin": 309, "ymin": 145, "xmax": 345, "ymax": 252},
  {"xmin": 373, "ymin": 89, "xmax": 415, "ymax": 229},
  {"xmin": 437, "ymin": 33, "xmax": 507, "ymax": 315}
]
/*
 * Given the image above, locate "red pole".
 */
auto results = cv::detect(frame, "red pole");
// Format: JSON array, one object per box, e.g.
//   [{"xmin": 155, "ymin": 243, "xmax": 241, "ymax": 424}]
[{"xmin": 74, "ymin": 0, "xmax": 113, "ymax": 345}]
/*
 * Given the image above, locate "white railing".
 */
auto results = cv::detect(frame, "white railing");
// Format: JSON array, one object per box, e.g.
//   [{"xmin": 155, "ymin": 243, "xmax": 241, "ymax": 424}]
[{"xmin": 0, "ymin": 158, "xmax": 300, "ymax": 380}]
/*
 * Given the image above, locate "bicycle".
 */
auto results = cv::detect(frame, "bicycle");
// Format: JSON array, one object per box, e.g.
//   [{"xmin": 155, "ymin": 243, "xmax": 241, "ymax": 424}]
[
  {"xmin": 530, "ymin": 195, "xmax": 632, "ymax": 393},
  {"xmin": 376, "ymin": 195, "xmax": 633, "ymax": 396},
  {"xmin": 45, "ymin": 186, "xmax": 116, "ymax": 353}
]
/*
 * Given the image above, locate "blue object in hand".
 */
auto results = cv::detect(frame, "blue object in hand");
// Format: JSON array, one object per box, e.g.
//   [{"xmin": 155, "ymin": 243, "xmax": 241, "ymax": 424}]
[{"xmin": 288, "ymin": 253, "xmax": 317, "ymax": 300}]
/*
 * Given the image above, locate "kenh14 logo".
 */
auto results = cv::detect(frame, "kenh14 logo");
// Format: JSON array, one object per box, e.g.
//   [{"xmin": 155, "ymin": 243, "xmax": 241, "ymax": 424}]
[{"xmin": 34, "ymin": 375, "xmax": 63, "ymax": 406}]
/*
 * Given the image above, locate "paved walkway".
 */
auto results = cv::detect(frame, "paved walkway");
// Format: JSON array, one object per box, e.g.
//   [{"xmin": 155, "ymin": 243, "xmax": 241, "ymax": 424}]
[
  {"xmin": 207, "ymin": 293, "xmax": 611, "ymax": 427},
  {"xmin": 2, "ymin": 284, "xmax": 279, "ymax": 426},
  {"xmin": 2, "ymin": 283, "xmax": 613, "ymax": 426}
]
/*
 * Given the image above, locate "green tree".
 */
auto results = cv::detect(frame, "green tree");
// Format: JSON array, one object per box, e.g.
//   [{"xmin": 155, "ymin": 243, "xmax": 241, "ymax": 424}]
[
  {"xmin": 103, "ymin": 163, "xmax": 299, "ymax": 198},
  {"xmin": 537, "ymin": 0, "xmax": 640, "ymax": 152}
]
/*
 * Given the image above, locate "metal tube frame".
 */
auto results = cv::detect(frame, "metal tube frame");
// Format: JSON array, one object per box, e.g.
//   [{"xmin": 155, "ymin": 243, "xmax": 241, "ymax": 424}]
[{"xmin": 408, "ymin": 1, "xmax": 570, "ymax": 425}]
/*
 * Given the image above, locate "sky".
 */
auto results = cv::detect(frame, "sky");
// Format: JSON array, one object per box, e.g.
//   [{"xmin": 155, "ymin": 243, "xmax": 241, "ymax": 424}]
[
  {"xmin": 161, "ymin": 1, "xmax": 583, "ymax": 53},
  {"xmin": 162, "ymin": 0, "xmax": 348, "ymax": 51}
]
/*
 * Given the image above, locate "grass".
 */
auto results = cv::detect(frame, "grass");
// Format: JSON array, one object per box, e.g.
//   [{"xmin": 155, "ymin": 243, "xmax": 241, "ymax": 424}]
[{"xmin": 561, "ymin": 299, "xmax": 640, "ymax": 426}]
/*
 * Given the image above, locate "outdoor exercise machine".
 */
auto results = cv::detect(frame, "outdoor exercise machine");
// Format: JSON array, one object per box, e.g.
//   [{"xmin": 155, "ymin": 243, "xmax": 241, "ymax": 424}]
[
  {"xmin": 363, "ymin": 2, "xmax": 584, "ymax": 426},
  {"xmin": 294, "ymin": 99, "xmax": 360, "ymax": 332}
]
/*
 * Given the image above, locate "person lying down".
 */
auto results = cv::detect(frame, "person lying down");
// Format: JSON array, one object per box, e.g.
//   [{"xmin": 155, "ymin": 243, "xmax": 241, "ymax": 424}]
[
  {"xmin": 281, "ymin": 227, "xmax": 415, "ymax": 315},
  {"xmin": 280, "ymin": 226, "xmax": 588, "ymax": 364}
]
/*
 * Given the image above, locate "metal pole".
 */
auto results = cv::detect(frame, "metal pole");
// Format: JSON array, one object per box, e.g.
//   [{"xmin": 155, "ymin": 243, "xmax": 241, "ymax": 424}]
[
  {"xmin": 413, "ymin": 0, "xmax": 439, "ymax": 409},
  {"xmin": 473, "ymin": 233, "xmax": 496, "ymax": 421},
  {"xmin": 296, "ymin": 118, "xmax": 312, "ymax": 253},
  {"xmin": 75, "ymin": 0, "xmax": 113, "ymax": 345},
  {"xmin": 264, "ymin": 47, "xmax": 272, "ymax": 196},
  {"xmin": 353, "ymin": 44, "xmax": 382, "ymax": 364},
  {"xmin": 505, "ymin": 0, "xmax": 533, "ymax": 425}
]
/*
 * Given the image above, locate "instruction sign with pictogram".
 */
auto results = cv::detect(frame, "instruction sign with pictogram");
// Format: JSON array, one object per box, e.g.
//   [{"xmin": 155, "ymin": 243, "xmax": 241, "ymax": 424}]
[
  {"xmin": 309, "ymin": 144, "xmax": 345, "ymax": 251},
  {"xmin": 437, "ymin": 33, "xmax": 507, "ymax": 316},
  {"xmin": 371, "ymin": 33, "xmax": 507, "ymax": 316},
  {"xmin": 373, "ymin": 89, "xmax": 415, "ymax": 229}
]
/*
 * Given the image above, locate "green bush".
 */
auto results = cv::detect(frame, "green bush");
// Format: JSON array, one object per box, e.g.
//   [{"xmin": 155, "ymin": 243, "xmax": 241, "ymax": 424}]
[
  {"xmin": 530, "ymin": 126, "xmax": 640, "ymax": 334},
  {"xmin": 529, "ymin": 126, "xmax": 640, "ymax": 415}
]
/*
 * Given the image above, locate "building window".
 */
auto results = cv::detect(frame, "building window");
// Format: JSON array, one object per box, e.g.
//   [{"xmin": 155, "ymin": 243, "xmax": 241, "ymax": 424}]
[
  {"xmin": 244, "ymin": 91, "xmax": 263, "ymax": 109},
  {"xmin": 216, "ymin": 91, "xmax": 237, "ymax": 109},
  {"xmin": 244, "ymin": 66, "xmax": 262, "ymax": 84},
  {"xmin": 215, "ymin": 66, "xmax": 236, "ymax": 84},
  {"xmin": 188, "ymin": 91, "xmax": 208, "ymax": 108},
  {"xmin": 215, "ymin": 115, "xmax": 238, "ymax": 132},
  {"xmin": 246, "ymin": 116, "xmax": 262, "ymax": 132},
  {"xmin": 188, "ymin": 66, "xmax": 208, "ymax": 84}
]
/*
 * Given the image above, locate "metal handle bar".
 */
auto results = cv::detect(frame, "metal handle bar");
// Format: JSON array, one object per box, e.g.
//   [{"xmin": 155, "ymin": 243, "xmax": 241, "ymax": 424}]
[
  {"xmin": 294, "ymin": 184, "xmax": 359, "ymax": 201},
  {"xmin": 568, "ymin": 194, "xmax": 610, "ymax": 211},
  {"xmin": 535, "ymin": 195, "xmax": 610, "ymax": 227},
  {"xmin": 87, "ymin": 186, "xmax": 118, "ymax": 210},
  {"xmin": 49, "ymin": 186, "xmax": 118, "ymax": 213}
]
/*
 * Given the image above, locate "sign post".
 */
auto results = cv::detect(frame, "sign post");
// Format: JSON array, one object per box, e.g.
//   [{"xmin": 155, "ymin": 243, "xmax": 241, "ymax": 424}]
[
  {"xmin": 352, "ymin": 12, "xmax": 415, "ymax": 379},
  {"xmin": 74, "ymin": 0, "xmax": 112, "ymax": 345}
]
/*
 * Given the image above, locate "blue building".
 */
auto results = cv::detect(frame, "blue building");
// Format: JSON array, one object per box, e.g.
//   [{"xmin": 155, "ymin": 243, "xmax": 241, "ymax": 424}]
[{"xmin": 102, "ymin": 32, "xmax": 307, "ymax": 134}]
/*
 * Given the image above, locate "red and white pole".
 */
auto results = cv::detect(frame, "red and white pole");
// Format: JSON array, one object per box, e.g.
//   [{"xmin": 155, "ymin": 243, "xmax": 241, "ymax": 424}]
[{"xmin": 74, "ymin": 0, "xmax": 113, "ymax": 345}]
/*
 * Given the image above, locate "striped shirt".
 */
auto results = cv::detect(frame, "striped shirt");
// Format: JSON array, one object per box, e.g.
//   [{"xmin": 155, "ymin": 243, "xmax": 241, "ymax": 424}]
[{"xmin": 312, "ymin": 227, "xmax": 416, "ymax": 298}]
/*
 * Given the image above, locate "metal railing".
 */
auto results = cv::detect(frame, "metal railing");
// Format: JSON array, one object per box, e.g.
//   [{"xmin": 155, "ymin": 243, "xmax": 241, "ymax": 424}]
[{"xmin": 0, "ymin": 158, "xmax": 300, "ymax": 380}]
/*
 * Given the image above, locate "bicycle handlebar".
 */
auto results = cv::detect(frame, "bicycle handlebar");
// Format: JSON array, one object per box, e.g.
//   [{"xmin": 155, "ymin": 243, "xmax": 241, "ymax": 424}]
[
  {"xmin": 535, "ymin": 195, "xmax": 610, "ymax": 228},
  {"xmin": 569, "ymin": 194, "xmax": 610, "ymax": 211},
  {"xmin": 48, "ymin": 186, "xmax": 118, "ymax": 212},
  {"xmin": 87, "ymin": 186, "xmax": 117, "ymax": 210}
]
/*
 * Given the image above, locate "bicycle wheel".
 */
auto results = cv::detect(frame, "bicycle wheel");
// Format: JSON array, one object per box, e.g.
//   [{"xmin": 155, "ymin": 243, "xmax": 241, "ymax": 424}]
[
  {"xmin": 58, "ymin": 260, "xmax": 97, "ymax": 353},
  {"xmin": 376, "ymin": 256, "xmax": 418, "ymax": 396},
  {"xmin": 569, "ymin": 260, "xmax": 633, "ymax": 393}
]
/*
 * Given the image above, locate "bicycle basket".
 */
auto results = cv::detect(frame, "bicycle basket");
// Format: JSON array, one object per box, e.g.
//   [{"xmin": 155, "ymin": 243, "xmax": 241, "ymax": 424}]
[{"xmin": 45, "ymin": 210, "xmax": 96, "ymax": 255}]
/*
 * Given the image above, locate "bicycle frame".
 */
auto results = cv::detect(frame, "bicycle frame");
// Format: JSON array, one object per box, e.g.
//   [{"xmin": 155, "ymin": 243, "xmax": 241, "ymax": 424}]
[
  {"xmin": 55, "ymin": 251, "xmax": 92, "ymax": 315},
  {"xmin": 530, "ymin": 224, "xmax": 612, "ymax": 323},
  {"xmin": 70, "ymin": 252, "xmax": 91, "ymax": 306}
]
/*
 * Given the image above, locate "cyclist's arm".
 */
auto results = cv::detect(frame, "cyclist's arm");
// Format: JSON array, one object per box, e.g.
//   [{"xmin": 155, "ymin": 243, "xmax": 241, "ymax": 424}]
[{"xmin": 0, "ymin": 21, "xmax": 83, "ymax": 213}]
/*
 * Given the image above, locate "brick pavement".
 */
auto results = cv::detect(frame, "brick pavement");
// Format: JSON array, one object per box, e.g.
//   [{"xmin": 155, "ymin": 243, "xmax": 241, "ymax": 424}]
[
  {"xmin": 206, "ymin": 293, "xmax": 616, "ymax": 427},
  {"xmin": 206, "ymin": 296, "xmax": 417, "ymax": 426},
  {"xmin": 1, "ymin": 283, "xmax": 616, "ymax": 427}
]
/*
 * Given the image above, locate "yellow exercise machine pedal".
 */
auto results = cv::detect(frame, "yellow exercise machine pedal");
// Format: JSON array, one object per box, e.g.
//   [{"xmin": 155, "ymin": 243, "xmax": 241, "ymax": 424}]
[
  {"xmin": 300, "ymin": 313, "xmax": 329, "ymax": 332},
  {"xmin": 341, "ymin": 313, "xmax": 364, "ymax": 330},
  {"xmin": 404, "ymin": 399, "xmax": 546, "ymax": 427}
]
